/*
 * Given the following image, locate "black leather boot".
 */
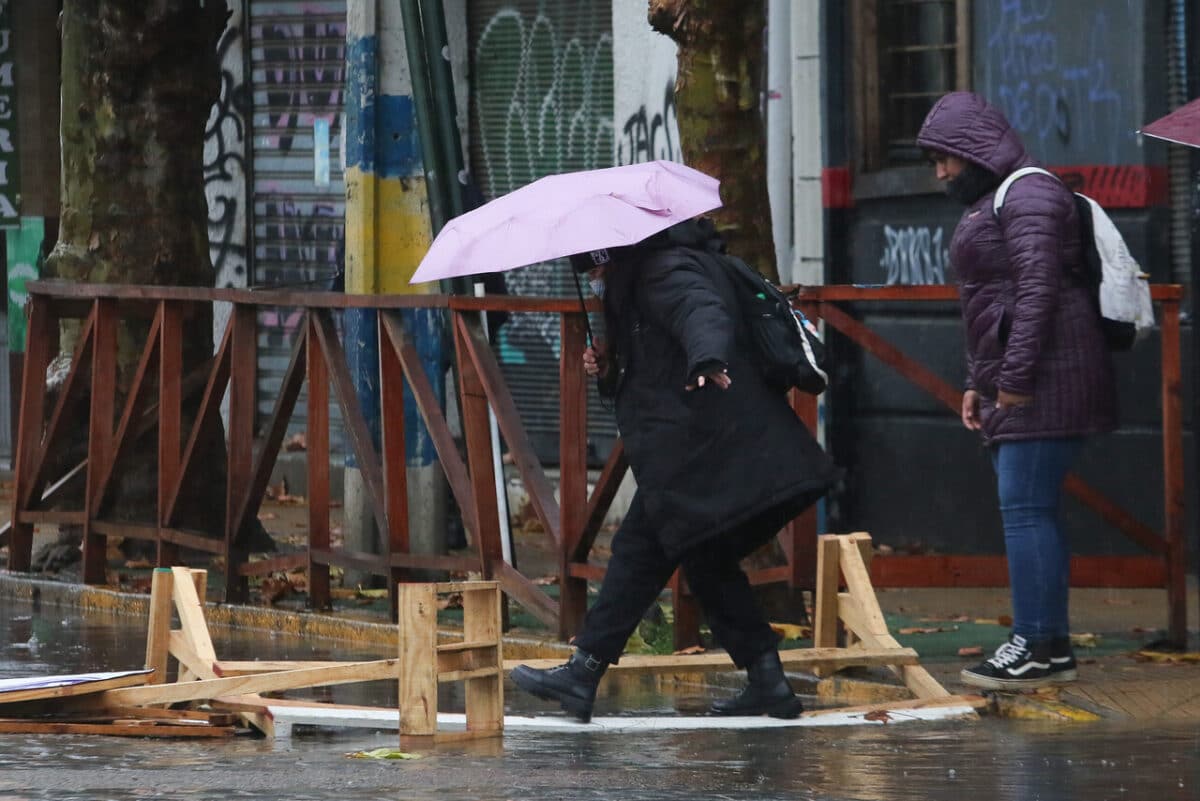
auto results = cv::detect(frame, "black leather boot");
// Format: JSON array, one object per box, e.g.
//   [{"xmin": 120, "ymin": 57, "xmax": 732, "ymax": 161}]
[
  {"xmin": 510, "ymin": 650, "xmax": 608, "ymax": 722},
  {"xmin": 711, "ymin": 649, "xmax": 803, "ymax": 718}
]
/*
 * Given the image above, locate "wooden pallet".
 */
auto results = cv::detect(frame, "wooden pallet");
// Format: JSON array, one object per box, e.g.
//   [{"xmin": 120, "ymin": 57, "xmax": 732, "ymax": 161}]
[
  {"xmin": 813, "ymin": 533, "xmax": 950, "ymax": 700},
  {"xmin": 127, "ymin": 545, "xmax": 958, "ymax": 738},
  {"xmin": 140, "ymin": 568, "xmax": 504, "ymax": 741}
]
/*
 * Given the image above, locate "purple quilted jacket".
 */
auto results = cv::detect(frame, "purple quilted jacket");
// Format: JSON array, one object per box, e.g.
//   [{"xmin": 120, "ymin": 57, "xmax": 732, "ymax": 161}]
[{"xmin": 917, "ymin": 92, "xmax": 1116, "ymax": 442}]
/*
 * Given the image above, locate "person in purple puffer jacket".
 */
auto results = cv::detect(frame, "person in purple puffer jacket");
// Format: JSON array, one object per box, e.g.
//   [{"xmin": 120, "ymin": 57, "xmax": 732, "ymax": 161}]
[{"xmin": 917, "ymin": 91, "xmax": 1117, "ymax": 691}]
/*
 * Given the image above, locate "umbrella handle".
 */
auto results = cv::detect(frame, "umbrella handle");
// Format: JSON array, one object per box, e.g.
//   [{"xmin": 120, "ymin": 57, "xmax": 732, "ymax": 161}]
[{"xmin": 570, "ymin": 271, "xmax": 597, "ymax": 348}]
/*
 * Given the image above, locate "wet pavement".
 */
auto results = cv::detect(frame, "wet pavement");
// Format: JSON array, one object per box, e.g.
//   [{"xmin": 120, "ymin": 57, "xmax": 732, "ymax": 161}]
[{"xmin": 3, "ymin": 600, "xmax": 1198, "ymax": 800}]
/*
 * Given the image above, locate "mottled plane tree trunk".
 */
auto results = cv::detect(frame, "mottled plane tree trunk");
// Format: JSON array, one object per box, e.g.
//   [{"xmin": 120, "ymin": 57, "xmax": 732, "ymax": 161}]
[
  {"xmin": 648, "ymin": 0, "xmax": 777, "ymax": 280},
  {"xmin": 35, "ymin": 1, "xmax": 237, "ymax": 568},
  {"xmin": 649, "ymin": 0, "xmax": 801, "ymax": 627}
]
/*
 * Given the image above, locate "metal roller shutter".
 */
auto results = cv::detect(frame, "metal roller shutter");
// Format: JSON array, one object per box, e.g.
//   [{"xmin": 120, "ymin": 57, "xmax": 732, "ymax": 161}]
[
  {"xmin": 248, "ymin": 0, "xmax": 347, "ymax": 446},
  {"xmin": 467, "ymin": 0, "xmax": 618, "ymax": 464}
]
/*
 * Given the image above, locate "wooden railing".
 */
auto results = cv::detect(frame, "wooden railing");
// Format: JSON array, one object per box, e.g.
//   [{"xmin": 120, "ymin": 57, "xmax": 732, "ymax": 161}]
[
  {"xmin": 3, "ymin": 280, "xmax": 1188, "ymax": 646},
  {"xmin": 0, "ymin": 282, "xmax": 751, "ymax": 647},
  {"xmin": 794, "ymin": 283, "xmax": 1188, "ymax": 646}
]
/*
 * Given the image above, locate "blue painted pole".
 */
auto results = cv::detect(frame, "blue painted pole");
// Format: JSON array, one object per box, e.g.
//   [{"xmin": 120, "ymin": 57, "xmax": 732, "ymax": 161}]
[{"xmin": 344, "ymin": 0, "xmax": 445, "ymax": 583}]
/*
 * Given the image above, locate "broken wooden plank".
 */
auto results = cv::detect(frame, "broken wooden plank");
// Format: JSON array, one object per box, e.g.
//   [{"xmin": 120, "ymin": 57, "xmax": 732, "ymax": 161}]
[
  {"xmin": 97, "ymin": 660, "xmax": 401, "ymax": 707},
  {"xmin": 0, "ymin": 720, "xmax": 234, "ymax": 738},
  {"xmin": 801, "ymin": 694, "xmax": 986, "ymax": 719},
  {"xmin": 213, "ymin": 661, "xmax": 348, "ymax": 677},
  {"xmin": 502, "ymin": 646, "xmax": 919, "ymax": 675},
  {"xmin": 0, "ymin": 670, "xmax": 153, "ymax": 706}
]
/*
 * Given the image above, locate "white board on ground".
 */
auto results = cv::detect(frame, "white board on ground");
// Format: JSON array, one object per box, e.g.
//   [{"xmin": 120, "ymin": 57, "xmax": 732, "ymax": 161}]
[
  {"xmin": 0, "ymin": 669, "xmax": 154, "ymax": 698},
  {"xmin": 267, "ymin": 703, "xmax": 979, "ymax": 738}
]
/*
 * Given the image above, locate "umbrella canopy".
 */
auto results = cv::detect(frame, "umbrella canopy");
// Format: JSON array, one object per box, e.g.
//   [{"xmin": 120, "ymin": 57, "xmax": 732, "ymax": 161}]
[
  {"xmin": 1140, "ymin": 97, "xmax": 1200, "ymax": 147},
  {"xmin": 410, "ymin": 160, "xmax": 722, "ymax": 285}
]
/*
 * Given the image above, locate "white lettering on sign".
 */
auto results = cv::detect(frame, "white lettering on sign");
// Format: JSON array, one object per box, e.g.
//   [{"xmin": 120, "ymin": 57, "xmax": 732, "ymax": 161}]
[{"xmin": 0, "ymin": 3, "xmax": 13, "ymax": 221}]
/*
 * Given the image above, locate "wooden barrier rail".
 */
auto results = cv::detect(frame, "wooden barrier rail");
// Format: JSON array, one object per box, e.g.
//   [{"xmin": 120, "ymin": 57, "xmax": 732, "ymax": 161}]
[
  {"xmin": 3, "ymin": 280, "xmax": 1188, "ymax": 647},
  {"xmin": 794, "ymin": 283, "xmax": 1188, "ymax": 646},
  {"xmin": 1, "ymin": 280, "xmax": 805, "ymax": 648}
]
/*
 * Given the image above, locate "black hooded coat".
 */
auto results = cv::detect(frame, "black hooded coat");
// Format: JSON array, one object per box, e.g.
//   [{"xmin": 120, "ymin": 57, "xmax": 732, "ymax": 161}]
[{"xmin": 599, "ymin": 220, "xmax": 838, "ymax": 560}]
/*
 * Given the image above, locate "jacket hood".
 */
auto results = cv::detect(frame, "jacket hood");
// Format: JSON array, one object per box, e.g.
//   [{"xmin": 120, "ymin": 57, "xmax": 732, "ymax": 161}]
[
  {"xmin": 916, "ymin": 92, "xmax": 1028, "ymax": 177},
  {"xmin": 638, "ymin": 217, "xmax": 725, "ymax": 254}
]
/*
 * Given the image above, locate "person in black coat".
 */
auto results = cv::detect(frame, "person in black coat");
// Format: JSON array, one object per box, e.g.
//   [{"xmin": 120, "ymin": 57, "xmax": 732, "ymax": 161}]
[{"xmin": 510, "ymin": 218, "xmax": 839, "ymax": 722}]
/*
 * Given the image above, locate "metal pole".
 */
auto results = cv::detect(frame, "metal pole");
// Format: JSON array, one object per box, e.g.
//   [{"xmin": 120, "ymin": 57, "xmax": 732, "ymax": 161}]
[
  {"xmin": 398, "ymin": 0, "xmax": 449, "ymax": 234},
  {"xmin": 1182, "ymin": 0, "xmax": 1199, "ymax": 647}
]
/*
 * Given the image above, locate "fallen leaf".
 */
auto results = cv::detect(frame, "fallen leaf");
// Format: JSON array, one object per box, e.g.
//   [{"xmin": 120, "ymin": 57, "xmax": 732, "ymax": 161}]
[
  {"xmin": 864, "ymin": 710, "xmax": 892, "ymax": 723},
  {"xmin": 123, "ymin": 558, "xmax": 154, "ymax": 569},
  {"xmin": 1070, "ymin": 632, "xmax": 1099, "ymax": 648},
  {"xmin": 769, "ymin": 622, "xmax": 812, "ymax": 641},
  {"xmin": 673, "ymin": 644, "xmax": 706, "ymax": 656},
  {"xmin": 258, "ymin": 575, "xmax": 292, "ymax": 605},
  {"xmin": 958, "ymin": 646, "xmax": 984, "ymax": 657},
  {"xmin": 532, "ymin": 575, "xmax": 559, "ymax": 586},
  {"xmin": 88, "ymin": 231, "xmax": 101, "ymax": 251},
  {"xmin": 356, "ymin": 588, "xmax": 388, "ymax": 600},
  {"xmin": 346, "ymin": 748, "xmax": 421, "ymax": 760}
]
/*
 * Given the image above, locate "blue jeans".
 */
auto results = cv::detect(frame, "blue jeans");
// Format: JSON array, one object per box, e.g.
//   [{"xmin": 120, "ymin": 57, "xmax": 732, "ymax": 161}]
[{"xmin": 990, "ymin": 437, "xmax": 1084, "ymax": 642}]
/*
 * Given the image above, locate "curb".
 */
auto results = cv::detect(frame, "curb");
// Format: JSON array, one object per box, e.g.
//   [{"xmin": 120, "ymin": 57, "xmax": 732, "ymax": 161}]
[{"xmin": 0, "ymin": 571, "xmax": 569, "ymax": 661}]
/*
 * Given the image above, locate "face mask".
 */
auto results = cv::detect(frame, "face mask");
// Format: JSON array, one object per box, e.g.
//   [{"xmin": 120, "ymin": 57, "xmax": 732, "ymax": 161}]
[{"xmin": 588, "ymin": 278, "xmax": 606, "ymax": 298}]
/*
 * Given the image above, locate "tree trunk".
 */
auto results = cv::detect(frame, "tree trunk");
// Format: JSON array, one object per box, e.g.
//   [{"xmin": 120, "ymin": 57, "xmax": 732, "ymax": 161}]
[
  {"xmin": 40, "ymin": 1, "xmax": 235, "ymax": 551},
  {"xmin": 649, "ymin": 0, "xmax": 802, "ymax": 628},
  {"xmin": 51, "ymin": 0, "xmax": 225, "ymax": 297},
  {"xmin": 648, "ymin": 0, "xmax": 777, "ymax": 280}
]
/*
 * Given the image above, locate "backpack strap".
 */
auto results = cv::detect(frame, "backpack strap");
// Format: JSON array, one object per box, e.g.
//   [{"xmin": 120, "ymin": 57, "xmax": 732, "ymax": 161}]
[{"xmin": 992, "ymin": 166, "xmax": 1057, "ymax": 216}]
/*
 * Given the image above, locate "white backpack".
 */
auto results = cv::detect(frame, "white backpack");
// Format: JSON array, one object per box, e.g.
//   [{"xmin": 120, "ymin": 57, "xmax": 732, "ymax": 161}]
[{"xmin": 993, "ymin": 166, "xmax": 1155, "ymax": 350}]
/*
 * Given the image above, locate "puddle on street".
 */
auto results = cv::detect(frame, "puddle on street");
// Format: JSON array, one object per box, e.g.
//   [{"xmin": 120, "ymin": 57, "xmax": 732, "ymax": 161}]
[{"xmin": 1, "ymin": 598, "xmax": 1197, "ymax": 800}]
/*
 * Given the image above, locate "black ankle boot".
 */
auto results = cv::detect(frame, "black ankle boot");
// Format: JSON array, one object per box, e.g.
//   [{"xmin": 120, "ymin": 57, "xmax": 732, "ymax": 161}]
[
  {"xmin": 711, "ymin": 649, "xmax": 803, "ymax": 718},
  {"xmin": 510, "ymin": 650, "xmax": 608, "ymax": 722}
]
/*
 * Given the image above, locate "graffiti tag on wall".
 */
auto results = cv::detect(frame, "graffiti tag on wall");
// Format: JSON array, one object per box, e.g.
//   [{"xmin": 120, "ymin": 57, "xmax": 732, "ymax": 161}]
[
  {"xmin": 981, "ymin": 0, "xmax": 1129, "ymax": 163},
  {"xmin": 473, "ymin": 9, "xmax": 614, "ymax": 361},
  {"xmin": 879, "ymin": 225, "xmax": 950, "ymax": 285},
  {"xmin": 617, "ymin": 80, "xmax": 677, "ymax": 164},
  {"xmin": 251, "ymin": 14, "xmax": 346, "ymax": 350},
  {"xmin": 205, "ymin": 6, "xmax": 249, "ymax": 289}
]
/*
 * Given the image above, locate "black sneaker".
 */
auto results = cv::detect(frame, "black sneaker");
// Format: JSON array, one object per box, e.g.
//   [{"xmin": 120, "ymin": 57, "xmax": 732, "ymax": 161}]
[
  {"xmin": 1049, "ymin": 637, "xmax": 1078, "ymax": 683},
  {"xmin": 961, "ymin": 634, "xmax": 1054, "ymax": 690}
]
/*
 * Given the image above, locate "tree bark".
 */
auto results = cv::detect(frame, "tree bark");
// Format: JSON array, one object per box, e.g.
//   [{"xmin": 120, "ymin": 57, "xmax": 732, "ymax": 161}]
[
  {"xmin": 648, "ymin": 0, "xmax": 777, "ymax": 280},
  {"xmin": 649, "ymin": 1, "xmax": 800, "ymax": 626},
  {"xmin": 41, "ymin": 1, "xmax": 234, "ymax": 545}
]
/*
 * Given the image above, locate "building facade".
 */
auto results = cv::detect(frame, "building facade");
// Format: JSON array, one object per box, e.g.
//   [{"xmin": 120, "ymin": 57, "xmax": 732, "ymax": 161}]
[{"xmin": 7, "ymin": 0, "xmax": 1193, "ymax": 559}]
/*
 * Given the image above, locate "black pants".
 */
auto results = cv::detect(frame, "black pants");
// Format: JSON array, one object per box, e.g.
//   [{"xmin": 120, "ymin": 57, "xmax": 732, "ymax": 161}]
[{"xmin": 572, "ymin": 492, "xmax": 790, "ymax": 669}]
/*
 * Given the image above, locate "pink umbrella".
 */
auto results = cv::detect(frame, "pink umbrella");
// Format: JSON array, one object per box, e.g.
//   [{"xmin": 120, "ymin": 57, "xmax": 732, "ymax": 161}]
[
  {"xmin": 1140, "ymin": 97, "xmax": 1200, "ymax": 147},
  {"xmin": 409, "ymin": 160, "xmax": 722, "ymax": 285}
]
